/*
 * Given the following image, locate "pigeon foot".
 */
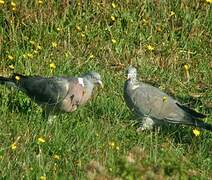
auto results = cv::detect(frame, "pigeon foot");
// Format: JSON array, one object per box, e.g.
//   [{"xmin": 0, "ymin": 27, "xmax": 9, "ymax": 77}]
[{"xmin": 137, "ymin": 117, "xmax": 155, "ymax": 132}]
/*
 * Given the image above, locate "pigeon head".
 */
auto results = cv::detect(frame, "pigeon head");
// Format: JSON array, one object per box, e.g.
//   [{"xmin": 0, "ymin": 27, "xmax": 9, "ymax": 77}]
[
  {"xmin": 126, "ymin": 66, "xmax": 137, "ymax": 80},
  {"xmin": 83, "ymin": 72, "xmax": 103, "ymax": 87}
]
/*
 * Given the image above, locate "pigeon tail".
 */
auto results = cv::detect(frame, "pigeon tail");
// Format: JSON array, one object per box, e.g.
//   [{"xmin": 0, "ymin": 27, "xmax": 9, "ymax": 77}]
[
  {"xmin": 0, "ymin": 76, "xmax": 14, "ymax": 85},
  {"xmin": 0, "ymin": 73, "xmax": 27, "ymax": 86},
  {"xmin": 176, "ymin": 103, "xmax": 212, "ymax": 131},
  {"xmin": 176, "ymin": 103, "xmax": 206, "ymax": 119},
  {"xmin": 193, "ymin": 119, "xmax": 212, "ymax": 131}
]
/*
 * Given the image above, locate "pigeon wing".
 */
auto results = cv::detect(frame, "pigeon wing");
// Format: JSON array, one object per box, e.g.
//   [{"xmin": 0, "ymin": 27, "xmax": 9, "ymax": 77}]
[
  {"xmin": 16, "ymin": 75, "xmax": 70, "ymax": 105},
  {"xmin": 129, "ymin": 83, "xmax": 191, "ymax": 124}
]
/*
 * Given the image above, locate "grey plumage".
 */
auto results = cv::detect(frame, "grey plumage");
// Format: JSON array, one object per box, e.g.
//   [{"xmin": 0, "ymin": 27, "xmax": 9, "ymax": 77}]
[
  {"xmin": 124, "ymin": 66, "xmax": 212, "ymax": 131},
  {"xmin": 0, "ymin": 72, "xmax": 102, "ymax": 119}
]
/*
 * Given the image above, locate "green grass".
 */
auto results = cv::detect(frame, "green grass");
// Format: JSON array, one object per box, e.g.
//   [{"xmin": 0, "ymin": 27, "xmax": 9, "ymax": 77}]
[{"xmin": 0, "ymin": 0, "xmax": 212, "ymax": 179}]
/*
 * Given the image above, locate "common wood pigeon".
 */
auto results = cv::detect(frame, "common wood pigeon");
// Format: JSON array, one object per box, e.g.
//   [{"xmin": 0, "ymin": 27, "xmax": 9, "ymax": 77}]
[
  {"xmin": 0, "ymin": 72, "xmax": 103, "ymax": 120},
  {"xmin": 124, "ymin": 66, "xmax": 212, "ymax": 131}
]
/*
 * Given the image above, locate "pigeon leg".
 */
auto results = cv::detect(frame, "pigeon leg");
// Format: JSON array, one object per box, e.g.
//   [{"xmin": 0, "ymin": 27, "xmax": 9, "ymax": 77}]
[
  {"xmin": 137, "ymin": 116, "xmax": 155, "ymax": 131},
  {"xmin": 41, "ymin": 107, "xmax": 57, "ymax": 124}
]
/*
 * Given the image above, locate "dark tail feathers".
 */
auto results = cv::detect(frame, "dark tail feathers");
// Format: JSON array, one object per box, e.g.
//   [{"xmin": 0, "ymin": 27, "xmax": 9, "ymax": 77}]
[
  {"xmin": 176, "ymin": 103, "xmax": 212, "ymax": 131},
  {"xmin": 176, "ymin": 103, "xmax": 206, "ymax": 119},
  {"xmin": 0, "ymin": 76, "xmax": 13, "ymax": 84},
  {"xmin": 193, "ymin": 119, "xmax": 212, "ymax": 131},
  {"xmin": 0, "ymin": 73, "xmax": 25, "ymax": 85}
]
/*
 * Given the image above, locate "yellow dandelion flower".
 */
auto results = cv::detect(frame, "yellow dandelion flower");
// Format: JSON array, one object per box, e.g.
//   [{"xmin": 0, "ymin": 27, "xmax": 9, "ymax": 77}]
[
  {"xmin": 15, "ymin": 75, "xmax": 20, "ymax": 81},
  {"xmin": 80, "ymin": 33, "xmax": 85, "ymax": 37},
  {"xmin": 37, "ymin": 137, "xmax": 46, "ymax": 144},
  {"xmin": 8, "ymin": 55, "xmax": 14, "ymax": 60},
  {"xmin": 109, "ymin": 141, "xmax": 115, "ymax": 148},
  {"xmin": 53, "ymin": 154, "xmax": 60, "ymax": 160},
  {"xmin": 183, "ymin": 64, "xmax": 190, "ymax": 82},
  {"xmin": 162, "ymin": 96, "xmax": 168, "ymax": 102},
  {"xmin": 169, "ymin": 11, "xmax": 175, "ymax": 17},
  {"xmin": 206, "ymin": 0, "xmax": 212, "ymax": 4},
  {"xmin": 112, "ymin": 39, "xmax": 117, "ymax": 44},
  {"xmin": 112, "ymin": 2, "xmax": 116, "ymax": 8},
  {"xmin": 89, "ymin": 54, "xmax": 94, "ymax": 59},
  {"xmin": 11, "ymin": 2, "xmax": 16, "ymax": 11},
  {"xmin": 52, "ymin": 42, "xmax": 57, "ymax": 48},
  {"xmin": 193, "ymin": 129, "xmax": 200, "ymax": 136},
  {"xmin": 40, "ymin": 176, "xmax": 46, "ymax": 180},
  {"xmin": 11, "ymin": 1, "xmax": 16, "ymax": 7},
  {"xmin": 37, "ymin": 45, "xmax": 42, "ymax": 50},
  {"xmin": 56, "ymin": 27, "xmax": 61, "ymax": 32},
  {"xmin": 116, "ymin": 146, "xmax": 120, "ymax": 150},
  {"xmin": 33, "ymin": 50, "xmax": 39, "ymax": 54},
  {"xmin": 9, "ymin": 64, "xmax": 15, "ymax": 69},
  {"xmin": 11, "ymin": 143, "xmax": 17, "ymax": 150},
  {"xmin": 142, "ymin": 18, "xmax": 148, "ymax": 24},
  {"xmin": 38, "ymin": 0, "xmax": 43, "ymax": 4},
  {"xmin": 0, "ymin": 0, "xmax": 5, "ymax": 5},
  {"xmin": 111, "ymin": 15, "xmax": 116, "ymax": 21},
  {"xmin": 146, "ymin": 45, "xmax": 155, "ymax": 51},
  {"xmin": 183, "ymin": 64, "xmax": 190, "ymax": 71},
  {"xmin": 27, "ymin": 53, "xmax": 33, "ymax": 58},
  {"xmin": 49, "ymin": 63, "xmax": 56, "ymax": 69}
]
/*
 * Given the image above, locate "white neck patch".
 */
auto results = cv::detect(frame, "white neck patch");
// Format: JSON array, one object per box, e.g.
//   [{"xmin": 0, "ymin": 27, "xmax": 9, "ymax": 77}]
[
  {"xmin": 78, "ymin": 78, "xmax": 84, "ymax": 87},
  {"xmin": 131, "ymin": 84, "xmax": 140, "ymax": 90},
  {"xmin": 127, "ymin": 73, "xmax": 137, "ymax": 79}
]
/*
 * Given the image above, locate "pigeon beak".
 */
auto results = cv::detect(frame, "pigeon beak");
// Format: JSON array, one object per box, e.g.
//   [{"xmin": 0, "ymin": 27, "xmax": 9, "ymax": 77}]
[{"xmin": 97, "ymin": 80, "xmax": 103, "ymax": 88}]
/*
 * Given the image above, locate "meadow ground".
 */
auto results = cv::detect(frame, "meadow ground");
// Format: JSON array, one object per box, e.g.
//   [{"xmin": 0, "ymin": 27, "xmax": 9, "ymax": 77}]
[{"xmin": 0, "ymin": 0, "xmax": 212, "ymax": 179}]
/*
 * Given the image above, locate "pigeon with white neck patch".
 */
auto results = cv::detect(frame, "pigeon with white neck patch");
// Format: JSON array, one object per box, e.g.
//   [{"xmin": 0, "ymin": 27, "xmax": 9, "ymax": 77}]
[
  {"xmin": 123, "ymin": 66, "xmax": 212, "ymax": 131},
  {"xmin": 0, "ymin": 72, "xmax": 103, "ymax": 121}
]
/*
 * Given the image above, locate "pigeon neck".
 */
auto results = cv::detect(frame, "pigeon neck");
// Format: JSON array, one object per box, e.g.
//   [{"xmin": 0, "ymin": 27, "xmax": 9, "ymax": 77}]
[
  {"xmin": 83, "ymin": 78, "xmax": 94, "ymax": 90},
  {"xmin": 129, "ymin": 76, "xmax": 137, "ymax": 84}
]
